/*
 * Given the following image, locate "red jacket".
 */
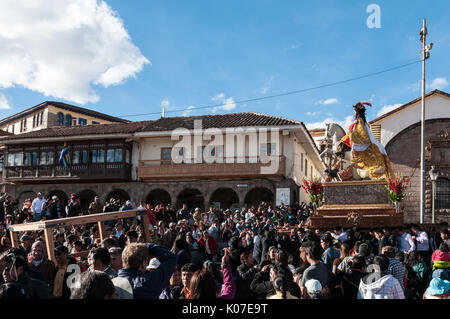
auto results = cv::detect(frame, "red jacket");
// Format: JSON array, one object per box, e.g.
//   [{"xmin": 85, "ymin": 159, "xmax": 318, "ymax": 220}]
[{"xmin": 197, "ymin": 236, "xmax": 218, "ymax": 257}]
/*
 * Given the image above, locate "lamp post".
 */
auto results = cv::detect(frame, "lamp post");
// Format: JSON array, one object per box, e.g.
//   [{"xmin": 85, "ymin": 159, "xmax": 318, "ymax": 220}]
[{"xmin": 429, "ymin": 166, "xmax": 438, "ymax": 224}]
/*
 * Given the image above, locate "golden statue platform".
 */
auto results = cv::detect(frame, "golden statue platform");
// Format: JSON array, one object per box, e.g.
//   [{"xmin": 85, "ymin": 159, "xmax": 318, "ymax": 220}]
[{"xmin": 308, "ymin": 180, "xmax": 404, "ymax": 229}]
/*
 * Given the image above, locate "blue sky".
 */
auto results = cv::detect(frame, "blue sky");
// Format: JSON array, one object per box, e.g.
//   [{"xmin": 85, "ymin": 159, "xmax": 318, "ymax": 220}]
[{"xmin": 0, "ymin": 0, "xmax": 449, "ymax": 129}]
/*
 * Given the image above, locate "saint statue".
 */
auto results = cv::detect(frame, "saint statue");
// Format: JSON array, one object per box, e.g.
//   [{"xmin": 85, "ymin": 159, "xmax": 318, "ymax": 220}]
[{"xmin": 336, "ymin": 101, "xmax": 393, "ymax": 181}]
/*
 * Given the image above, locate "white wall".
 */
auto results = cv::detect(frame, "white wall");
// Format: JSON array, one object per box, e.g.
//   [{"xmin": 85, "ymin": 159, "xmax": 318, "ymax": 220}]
[{"xmin": 379, "ymin": 95, "xmax": 450, "ymax": 146}]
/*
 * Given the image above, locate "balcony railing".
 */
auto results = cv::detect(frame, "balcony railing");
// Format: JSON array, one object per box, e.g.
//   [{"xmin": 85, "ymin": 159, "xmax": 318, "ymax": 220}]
[
  {"xmin": 138, "ymin": 156, "xmax": 286, "ymax": 180},
  {"xmin": 4, "ymin": 163, "xmax": 132, "ymax": 181}
]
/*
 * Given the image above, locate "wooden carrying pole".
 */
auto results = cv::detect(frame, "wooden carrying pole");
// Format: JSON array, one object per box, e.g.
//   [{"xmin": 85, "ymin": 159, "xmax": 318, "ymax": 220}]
[{"xmin": 9, "ymin": 209, "xmax": 149, "ymax": 263}]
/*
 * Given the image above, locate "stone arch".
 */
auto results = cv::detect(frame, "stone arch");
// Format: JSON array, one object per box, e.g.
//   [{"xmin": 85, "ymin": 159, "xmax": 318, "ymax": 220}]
[
  {"xmin": 46, "ymin": 190, "xmax": 69, "ymax": 207},
  {"xmin": 176, "ymin": 188, "xmax": 204, "ymax": 211},
  {"xmin": 244, "ymin": 187, "xmax": 274, "ymax": 208},
  {"xmin": 17, "ymin": 191, "xmax": 36, "ymax": 208},
  {"xmin": 146, "ymin": 189, "xmax": 172, "ymax": 208},
  {"xmin": 105, "ymin": 189, "xmax": 131, "ymax": 207},
  {"xmin": 209, "ymin": 188, "xmax": 239, "ymax": 210},
  {"xmin": 76, "ymin": 189, "xmax": 98, "ymax": 214}
]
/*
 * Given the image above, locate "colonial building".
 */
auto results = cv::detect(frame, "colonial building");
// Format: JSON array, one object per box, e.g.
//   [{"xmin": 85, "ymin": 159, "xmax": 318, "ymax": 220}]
[
  {"xmin": 0, "ymin": 101, "xmax": 128, "ymax": 135},
  {"xmin": 370, "ymin": 89, "xmax": 450, "ymax": 224},
  {"xmin": 1, "ymin": 111, "xmax": 324, "ymax": 212}
]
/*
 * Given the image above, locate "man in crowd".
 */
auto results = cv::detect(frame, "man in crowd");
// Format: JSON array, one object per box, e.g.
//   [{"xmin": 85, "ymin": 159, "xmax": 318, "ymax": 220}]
[
  {"xmin": 358, "ymin": 255, "xmax": 405, "ymax": 299},
  {"xmin": 88, "ymin": 196, "xmax": 104, "ymax": 215},
  {"xmin": 28, "ymin": 241, "xmax": 55, "ymax": 289},
  {"xmin": 300, "ymin": 242, "xmax": 329, "ymax": 298},
  {"xmin": 109, "ymin": 247, "xmax": 123, "ymax": 273},
  {"xmin": 31, "ymin": 192, "xmax": 46, "ymax": 222},
  {"xmin": 66, "ymin": 194, "xmax": 81, "ymax": 218},
  {"xmin": 88, "ymin": 247, "xmax": 117, "ymax": 278},
  {"xmin": 0, "ymin": 248, "xmax": 52, "ymax": 298},
  {"xmin": 117, "ymin": 242, "xmax": 177, "ymax": 299},
  {"xmin": 397, "ymin": 226, "xmax": 416, "ymax": 254}
]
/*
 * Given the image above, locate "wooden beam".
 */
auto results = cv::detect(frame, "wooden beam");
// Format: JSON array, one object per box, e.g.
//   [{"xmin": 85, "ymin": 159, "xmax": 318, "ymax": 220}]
[
  {"xmin": 98, "ymin": 220, "xmax": 107, "ymax": 242},
  {"xmin": 44, "ymin": 228, "xmax": 55, "ymax": 263},
  {"xmin": 10, "ymin": 231, "xmax": 20, "ymax": 249}
]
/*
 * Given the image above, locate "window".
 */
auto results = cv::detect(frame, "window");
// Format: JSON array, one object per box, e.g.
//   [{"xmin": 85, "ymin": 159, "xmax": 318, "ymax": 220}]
[
  {"xmin": 78, "ymin": 118, "xmax": 87, "ymax": 126},
  {"xmin": 7, "ymin": 153, "xmax": 23, "ymax": 166},
  {"xmin": 0, "ymin": 154, "xmax": 3, "ymax": 173},
  {"xmin": 436, "ymin": 178, "xmax": 450, "ymax": 210},
  {"xmin": 92, "ymin": 149, "xmax": 105, "ymax": 163},
  {"xmin": 72, "ymin": 150, "xmax": 86, "ymax": 164},
  {"xmin": 161, "ymin": 148, "xmax": 171, "ymax": 165},
  {"xmin": 33, "ymin": 115, "xmax": 36, "ymax": 128},
  {"xmin": 24, "ymin": 152, "xmax": 38, "ymax": 166},
  {"xmin": 65, "ymin": 114, "xmax": 72, "ymax": 127},
  {"xmin": 106, "ymin": 149, "xmax": 122, "ymax": 163},
  {"xmin": 40, "ymin": 151, "xmax": 54, "ymax": 165},
  {"xmin": 305, "ymin": 159, "xmax": 308, "ymax": 177},
  {"xmin": 40, "ymin": 112, "xmax": 44, "ymax": 125},
  {"xmin": 92, "ymin": 121, "xmax": 100, "ymax": 125},
  {"xmin": 57, "ymin": 112, "xmax": 64, "ymax": 126},
  {"xmin": 126, "ymin": 149, "xmax": 130, "ymax": 163},
  {"xmin": 73, "ymin": 150, "xmax": 80, "ymax": 164},
  {"xmin": 20, "ymin": 119, "xmax": 27, "ymax": 132},
  {"xmin": 81, "ymin": 150, "xmax": 88, "ymax": 164},
  {"xmin": 301, "ymin": 153, "xmax": 304, "ymax": 171}
]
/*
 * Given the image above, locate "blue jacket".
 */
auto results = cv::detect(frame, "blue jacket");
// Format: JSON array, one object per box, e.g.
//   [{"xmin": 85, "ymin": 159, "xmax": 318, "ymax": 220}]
[{"xmin": 118, "ymin": 244, "xmax": 177, "ymax": 299}]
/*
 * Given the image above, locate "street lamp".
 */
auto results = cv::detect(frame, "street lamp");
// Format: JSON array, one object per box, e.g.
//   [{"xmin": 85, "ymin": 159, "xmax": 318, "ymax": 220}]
[{"xmin": 429, "ymin": 166, "xmax": 438, "ymax": 224}]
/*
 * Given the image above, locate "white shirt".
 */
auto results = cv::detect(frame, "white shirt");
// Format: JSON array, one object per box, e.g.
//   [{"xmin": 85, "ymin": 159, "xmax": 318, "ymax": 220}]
[
  {"xmin": 415, "ymin": 231, "xmax": 429, "ymax": 252},
  {"xmin": 31, "ymin": 197, "xmax": 46, "ymax": 214},
  {"xmin": 245, "ymin": 212, "xmax": 255, "ymax": 222},
  {"xmin": 331, "ymin": 231, "xmax": 348, "ymax": 243},
  {"xmin": 398, "ymin": 233, "xmax": 415, "ymax": 253},
  {"xmin": 204, "ymin": 238, "xmax": 211, "ymax": 255}
]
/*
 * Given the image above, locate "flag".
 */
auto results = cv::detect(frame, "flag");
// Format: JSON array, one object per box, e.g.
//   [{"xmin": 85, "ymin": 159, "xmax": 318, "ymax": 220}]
[{"xmin": 59, "ymin": 142, "xmax": 70, "ymax": 168}]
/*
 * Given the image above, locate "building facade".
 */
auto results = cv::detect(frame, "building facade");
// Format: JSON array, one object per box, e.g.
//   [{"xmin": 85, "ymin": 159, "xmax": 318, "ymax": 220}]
[
  {"xmin": 1, "ymin": 111, "xmax": 325, "ymax": 212},
  {"xmin": 0, "ymin": 101, "xmax": 128, "ymax": 135},
  {"xmin": 370, "ymin": 90, "xmax": 450, "ymax": 224}
]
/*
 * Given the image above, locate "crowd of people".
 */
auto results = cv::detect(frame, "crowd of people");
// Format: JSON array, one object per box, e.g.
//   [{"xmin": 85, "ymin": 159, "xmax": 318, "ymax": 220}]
[{"xmin": 0, "ymin": 191, "xmax": 449, "ymax": 299}]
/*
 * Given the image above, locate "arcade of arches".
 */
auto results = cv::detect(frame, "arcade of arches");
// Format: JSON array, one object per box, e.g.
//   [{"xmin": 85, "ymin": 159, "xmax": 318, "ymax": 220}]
[{"xmin": 8, "ymin": 179, "xmax": 298, "ymax": 214}]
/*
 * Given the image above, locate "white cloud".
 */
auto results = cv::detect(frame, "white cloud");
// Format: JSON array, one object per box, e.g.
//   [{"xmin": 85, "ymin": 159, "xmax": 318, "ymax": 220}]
[
  {"xmin": 211, "ymin": 93, "xmax": 236, "ymax": 113},
  {"xmin": 182, "ymin": 105, "xmax": 195, "ymax": 117},
  {"xmin": 376, "ymin": 103, "xmax": 402, "ymax": 117},
  {"xmin": 410, "ymin": 77, "xmax": 449, "ymax": 92},
  {"xmin": 428, "ymin": 77, "xmax": 448, "ymax": 90},
  {"xmin": 0, "ymin": 93, "xmax": 11, "ymax": 109},
  {"xmin": 317, "ymin": 98, "xmax": 339, "ymax": 105},
  {"xmin": 305, "ymin": 115, "xmax": 353, "ymax": 131},
  {"xmin": 306, "ymin": 111, "xmax": 318, "ymax": 116},
  {"xmin": 0, "ymin": 0, "xmax": 150, "ymax": 104}
]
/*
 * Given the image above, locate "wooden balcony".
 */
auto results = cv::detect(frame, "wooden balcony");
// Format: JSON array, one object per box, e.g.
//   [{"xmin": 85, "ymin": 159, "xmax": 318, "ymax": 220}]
[
  {"xmin": 138, "ymin": 156, "xmax": 286, "ymax": 180},
  {"xmin": 4, "ymin": 163, "xmax": 132, "ymax": 183}
]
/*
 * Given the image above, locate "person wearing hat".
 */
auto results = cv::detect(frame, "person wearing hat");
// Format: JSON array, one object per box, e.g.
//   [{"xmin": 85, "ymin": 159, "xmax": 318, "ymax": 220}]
[
  {"xmin": 423, "ymin": 278, "xmax": 450, "ymax": 299},
  {"xmin": 19, "ymin": 235, "xmax": 33, "ymax": 255},
  {"xmin": 66, "ymin": 193, "xmax": 81, "ymax": 218},
  {"xmin": 88, "ymin": 196, "xmax": 103, "ymax": 215},
  {"xmin": 193, "ymin": 207, "xmax": 202, "ymax": 225},
  {"xmin": 304, "ymin": 279, "xmax": 323, "ymax": 299},
  {"xmin": 31, "ymin": 192, "xmax": 46, "ymax": 222},
  {"xmin": 146, "ymin": 258, "xmax": 161, "ymax": 272},
  {"xmin": 337, "ymin": 101, "xmax": 393, "ymax": 181}
]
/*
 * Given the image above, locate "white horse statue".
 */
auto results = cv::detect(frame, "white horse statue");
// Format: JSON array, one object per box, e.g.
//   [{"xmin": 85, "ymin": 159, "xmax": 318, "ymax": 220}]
[{"xmin": 319, "ymin": 123, "xmax": 346, "ymax": 167}]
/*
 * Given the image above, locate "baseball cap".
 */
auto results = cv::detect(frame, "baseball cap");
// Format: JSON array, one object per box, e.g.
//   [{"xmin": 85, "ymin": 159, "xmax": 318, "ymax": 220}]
[
  {"xmin": 126, "ymin": 200, "xmax": 131, "ymax": 205},
  {"xmin": 20, "ymin": 235, "xmax": 32, "ymax": 242},
  {"xmin": 147, "ymin": 258, "xmax": 161, "ymax": 270},
  {"xmin": 169, "ymin": 222, "xmax": 176, "ymax": 228},
  {"xmin": 52, "ymin": 195, "xmax": 58, "ymax": 200},
  {"xmin": 305, "ymin": 279, "xmax": 322, "ymax": 295},
  {"xmin": 37, "ymin": 192, "xmax": 42, "ymax": 196}
]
